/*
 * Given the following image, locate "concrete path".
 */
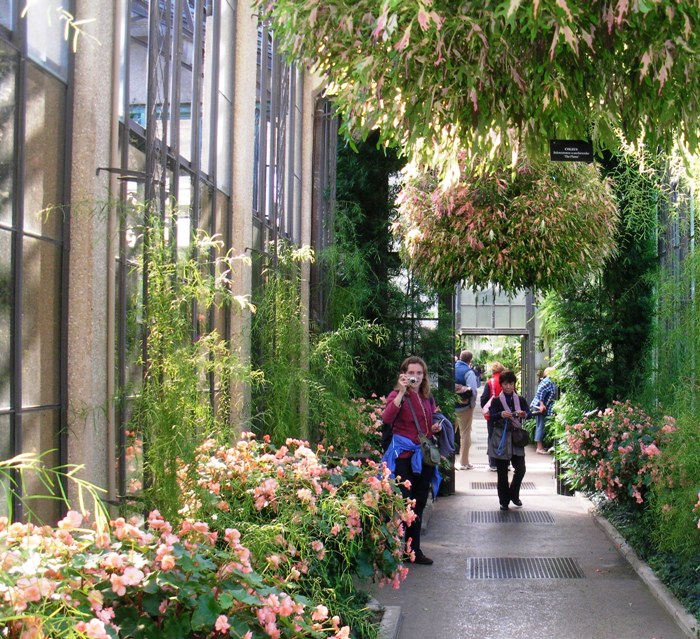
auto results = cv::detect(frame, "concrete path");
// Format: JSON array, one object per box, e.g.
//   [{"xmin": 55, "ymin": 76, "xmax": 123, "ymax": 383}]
[{"xmin": 369, "ymin": 406, "xmax": 698, "ymax": 639}]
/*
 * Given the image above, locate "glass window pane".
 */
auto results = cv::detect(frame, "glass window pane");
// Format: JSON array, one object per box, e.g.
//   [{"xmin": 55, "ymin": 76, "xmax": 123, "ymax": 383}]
[
  {"xmin": 476, "ymin": 305, "xmax": 492, "ymax": 328},
  {"xmin": 23, "ymin": 65, "xmax": 65, "ymax": 239},
  {"xmin": 460, "ymin": 306, "xmax": 476, "ymax": 329},
  {"xmin": 0, "ymin": 44, "xmax": 16, "ymax": 229},
  {"xmin": 511, "ymin": 306, "xmax": 526, "ymax": 328},
  {"xmin": 494, "ymin": 306, "xmax": 510, "ymax": 328},
  {"xmin": 0, "ymin": 228, "xmax": 10, "ymax": 409},
  {"xmin": 0, "ymin": 413, "xmax": 10, "ymax": 519},
  {"xmin": 199, "ymin": 180, "xmax": 213, "ymax": 234},
  {"xmin": 21, "ymin": 237, "xmax": 60, "ymax": 407},
  {"xmin": 0, "ymin": 0, "xmax": 13, "ymax": 29},
  {"xmin": 122, "ymin": 399, "xmax": 142, "ymax": 497},
  {"xmin": 21, "ymin": 409, "xmax": 60, "ymax": 524},
  {"xmin": 26, "ymin": 0, "xmax": 69, "ymax": 80}
]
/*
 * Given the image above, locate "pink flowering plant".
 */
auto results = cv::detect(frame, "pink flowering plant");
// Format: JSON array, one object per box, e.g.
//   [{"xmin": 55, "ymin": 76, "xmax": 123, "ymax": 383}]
[
  {"xmin": 0, "ymin": 509, "xmax": 354, "ymax": 639},
  {"xmin": 319, "ymin": 396, "xmax": 385, "ymax": 459},
  {"xmin": 180, "ymin": 433, "xmax": 413, "ymax": 632},
  {"xmin": 561, "ymin": 401, "xmax": 677, "ymax": 507}
]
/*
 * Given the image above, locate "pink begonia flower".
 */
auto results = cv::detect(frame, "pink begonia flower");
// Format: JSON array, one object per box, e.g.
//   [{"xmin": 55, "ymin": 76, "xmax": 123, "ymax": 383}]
[
  {"xmin": 122, "ymin": 566, "xmax": 145, "ymax": 586},
  {"xmin": 267, "ymin": 554, "xmax": 281, "ymax": 567},
  {"xmin": 96, "ymin": 607, "xmax": 115, "ymax": 623},
  {"xmin": 57, "ymin": 510, "xmax": 83, "ymax": 530},
  {"xmin": 75, "ymin": 618, "xmax": 109, "ymax": 639},
  {"xmin": 334, "ymin": 626, "xmax": 351, "ymax": 639},
  {"xmin": 160, "ymin": 554, "xmax": 176, "ymax": 570},
  {"xmin": 278, "ymin": 596, "xmax": 294, "ymax": 617},
  {"xmin": 214, "ymin": 615, "xmax": 230, "ymax": 633},
  {"xmin": 312, "ymin": 605, "xmax": 328, "ymax": 621},
  {"xmin": 87, "ymin": 590, "xmax": 104, "ymax": 610},
  {"xmin": 20, "ymin": 617, "xmax": 43, "ymax": 639},
  {"xmin": 641, "ymin": 442, "xmax": 661, "ymax": 456},
  {"xmin": 110, "ymin": 574, "xmax": 127, "ymax": 597},
  {"xmin": 102, "ymin": 552, "xmax": 125, "ymax": 570}
]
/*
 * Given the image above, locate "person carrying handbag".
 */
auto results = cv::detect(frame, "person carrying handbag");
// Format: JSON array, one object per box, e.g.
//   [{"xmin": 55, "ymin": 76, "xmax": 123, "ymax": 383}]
[
  {"xmin": 480, "ymin": 362, "xmax": 505, "ymax": 471},
  {"xmin": 486, "ymin": 370, "xmax": 532, "ymax": 511},
  {"xmin": 381, "ymin": 356, "xmax": 449, "ymax": 566}
]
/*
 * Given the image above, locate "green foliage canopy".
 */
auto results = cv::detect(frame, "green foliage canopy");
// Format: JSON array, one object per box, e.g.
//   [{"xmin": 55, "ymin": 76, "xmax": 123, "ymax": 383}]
[
  {"xmin": 394, "ymin": 156, "xmax": 618, "ymax": 293},
  {"xmin": 254, "ymin": 0, "xmax": 700, "ymax": 175}
]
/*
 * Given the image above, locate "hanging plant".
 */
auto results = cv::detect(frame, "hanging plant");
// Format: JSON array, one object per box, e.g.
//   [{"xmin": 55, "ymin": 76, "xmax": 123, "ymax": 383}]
[
  {"xmin": 394, "ymin": 155, "xmax": 618, "ymax": 293},
  {"xmin": 253, "ymin": 0, "xmax": 700, "ymax": 176}
]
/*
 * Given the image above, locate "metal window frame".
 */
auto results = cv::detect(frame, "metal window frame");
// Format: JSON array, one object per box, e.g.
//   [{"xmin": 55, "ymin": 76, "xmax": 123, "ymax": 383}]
[
  {"xmin": 116, "ymin": 0, "xmax": 233, "ymax": 502},
  {"xmin": 2, "ymin": 0, "xmax": 73, "ymax": 521}
]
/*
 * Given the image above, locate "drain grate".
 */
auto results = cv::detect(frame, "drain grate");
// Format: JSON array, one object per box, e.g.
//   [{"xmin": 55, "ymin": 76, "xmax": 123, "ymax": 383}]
[
  {"xmin": 471, "ymin": 481, "xmax": 537, "ymax": 490},
  {"xmin": 469, "ymin": 510, "xmax": 555, "ymax": 524},
  {"xmin": 467, "ymin": 557, "xmax": 584, "ymax": 579}
]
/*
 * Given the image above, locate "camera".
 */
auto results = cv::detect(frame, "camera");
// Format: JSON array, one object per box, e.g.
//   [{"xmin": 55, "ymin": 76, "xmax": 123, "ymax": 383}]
[{"xmin": 408, "ymin": 376, "xmax": 417, "ymax": 384}]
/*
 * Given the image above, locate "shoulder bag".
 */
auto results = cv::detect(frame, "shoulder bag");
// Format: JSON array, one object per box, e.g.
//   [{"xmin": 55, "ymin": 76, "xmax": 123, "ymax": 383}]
[
  {"xmin": 406, "ymin": 396, "xmax": 441, "ymax": 467},
  {"xmin": 505, "ymin": 391, "xmax": 530, "ymax": 447},
  {"xmin": 481, "ymin": 378, "xmax": 496, "ymax": 419}
]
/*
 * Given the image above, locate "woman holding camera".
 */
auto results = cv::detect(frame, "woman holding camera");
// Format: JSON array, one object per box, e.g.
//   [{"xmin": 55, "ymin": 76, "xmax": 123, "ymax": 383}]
[
  {"xmin": 381, "ymin": 355, "xmax": 442, "ymax": 565},
  {"xmin": 487, "ymin": 370, "xmax": 532, "ymax": 511}
]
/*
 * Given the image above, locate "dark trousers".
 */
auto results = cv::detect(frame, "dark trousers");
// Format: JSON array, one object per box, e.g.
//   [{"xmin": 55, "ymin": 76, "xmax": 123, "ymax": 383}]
[
  {"xmin": 394, "ymin": 456, "xmax": 433, "ymax": 556},
  {"xmin": 487, "ymin": 420, "xmax": 496, "ymax": 467},
  {"xmin": 495, "ymin": 454, "xmax": 526, "ymax": 507}
]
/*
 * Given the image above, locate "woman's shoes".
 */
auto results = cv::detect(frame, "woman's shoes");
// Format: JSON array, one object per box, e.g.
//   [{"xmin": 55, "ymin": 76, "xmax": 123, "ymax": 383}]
[
  {"xmin": 511, "ymin": 498, "xmax": 523, "ymax": 507},
  {"xmin": 500, "ymin": 504, "xmax": 509, "ymax": 511},
  {"xmin": 536, "ymin": 449, "xmax": 549, "ymax": 455},
  {"xmin": 413, "ymin": 553, "xmax": 434, "ymax": 565}
]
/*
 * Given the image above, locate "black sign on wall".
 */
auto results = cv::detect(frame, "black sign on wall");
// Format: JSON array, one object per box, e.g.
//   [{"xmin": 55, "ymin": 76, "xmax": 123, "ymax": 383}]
[{"xmin": 549, "ymin": 139, "xmax": 594, "ymax": 163}]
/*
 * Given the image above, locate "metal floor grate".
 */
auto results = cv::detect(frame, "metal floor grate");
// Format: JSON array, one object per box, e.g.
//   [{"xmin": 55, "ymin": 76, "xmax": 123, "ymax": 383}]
[
  {"xmin": 467, "ymin": 557, "xmax": 585, "ymax": 579},
  {"xmin": 469, "ymin": 510, "xmax": 555, "ymax": 524},
  {"xmin": 471, "ymin": 481, "xmax": 537, "ymax": 490}
]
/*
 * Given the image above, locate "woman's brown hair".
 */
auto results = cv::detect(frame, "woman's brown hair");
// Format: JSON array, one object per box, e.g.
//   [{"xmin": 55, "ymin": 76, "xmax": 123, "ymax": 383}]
[{"xmin": 398, "ymin": 355, "xmax": 431, "ymax": 399}]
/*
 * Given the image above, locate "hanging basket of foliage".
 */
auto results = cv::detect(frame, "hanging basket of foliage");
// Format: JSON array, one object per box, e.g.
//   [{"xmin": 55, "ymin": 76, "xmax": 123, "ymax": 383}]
[{"xmin": 394, "ymin": 155, "xmax": 618, "ymax": 294}]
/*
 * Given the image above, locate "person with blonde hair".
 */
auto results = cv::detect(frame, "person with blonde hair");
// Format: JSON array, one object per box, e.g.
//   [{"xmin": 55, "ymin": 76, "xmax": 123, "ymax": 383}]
[
  {"xmin": 480, "ymin": 362, "xmax": 506, "ymax": 470},
  {"xmin": 530, "ymin": 366, "xmax": 557, "ymax": 454}
]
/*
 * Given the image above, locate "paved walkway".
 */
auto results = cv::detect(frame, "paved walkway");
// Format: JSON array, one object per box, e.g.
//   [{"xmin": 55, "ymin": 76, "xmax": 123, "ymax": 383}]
[{"xmin": 369, "ymin": 406, "xmax": 697, "ymax": 639}]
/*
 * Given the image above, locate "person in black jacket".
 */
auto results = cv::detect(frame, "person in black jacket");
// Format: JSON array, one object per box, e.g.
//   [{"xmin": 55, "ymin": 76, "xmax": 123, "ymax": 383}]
[{"xmin": 487, "ymin": 370, "xmax": 532, "ymax": 510}]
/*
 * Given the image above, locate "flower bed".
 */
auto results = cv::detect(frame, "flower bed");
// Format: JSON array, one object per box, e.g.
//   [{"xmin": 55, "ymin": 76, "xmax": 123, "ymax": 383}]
[
  {"xmin": 561, "ymin": 400, "xmax": 677, "ymax": 506},
  {"xmin": 1, "ymin": 434, "xmax": 413, "ymax": 639}
]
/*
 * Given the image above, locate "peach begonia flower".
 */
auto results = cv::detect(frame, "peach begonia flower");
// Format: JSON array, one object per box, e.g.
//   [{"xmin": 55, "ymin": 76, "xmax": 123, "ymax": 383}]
[
  {"xmin": 19, "ymin": 616, "xmax": 43, "ymax": 639},
  {"xmin": 57, "ymin": 510, "xmax": 83, "ymax": 530},
  {"xmin": 334, "ymin": 626, "xmax": 351, "ymax": 639},
  {"xmin": 311, "ymin": 605, "xmax": 328, "ymax": 621},
  {"xmin": 214, "ymin": 615, "xmax": 230, "ymax": 633},
  {"xmin": 278, "ymin": 595, "xmax": 295, "ymax": 617},
  {"xmin": 75, "ymin": 618, "xmax": 109, "ymax": 639}
]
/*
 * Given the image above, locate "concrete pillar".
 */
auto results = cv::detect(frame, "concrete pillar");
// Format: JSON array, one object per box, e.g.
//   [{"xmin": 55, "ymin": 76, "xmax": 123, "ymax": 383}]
[
  {"xmin": 228, "ymin": 2, "xmax": 258, "ymax": 433},
  {"xmin": 65, "ymin": 1, "xmax": 116, "ymax": 494}
]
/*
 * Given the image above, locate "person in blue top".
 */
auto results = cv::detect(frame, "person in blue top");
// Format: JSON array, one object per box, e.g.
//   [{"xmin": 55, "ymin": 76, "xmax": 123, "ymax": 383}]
[
  {"xmin": 454, "ymin": 350, "xmax": 479, "ymax": 470},
  {"xmin": 530, "ymin": 367, "xmax": 557, "ymax": 454}
]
